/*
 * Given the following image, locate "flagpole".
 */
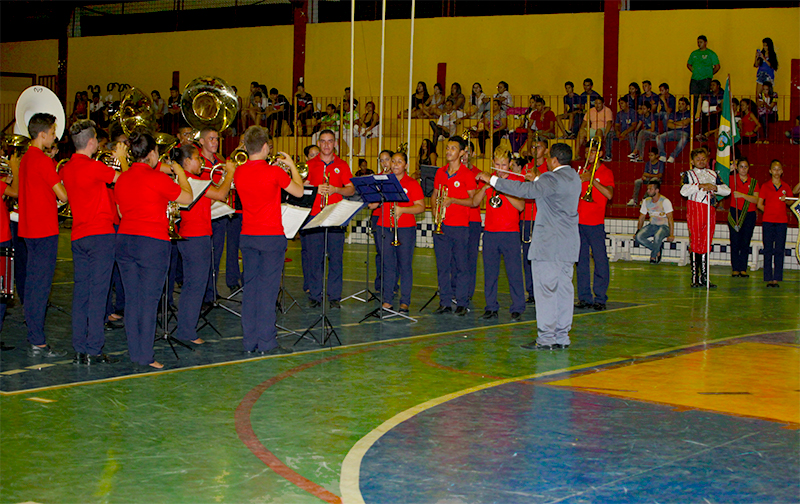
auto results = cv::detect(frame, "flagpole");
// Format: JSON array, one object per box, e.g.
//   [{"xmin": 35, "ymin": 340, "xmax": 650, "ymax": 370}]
[
  {"xmin": 706, "ymin": 192, "xmax": 711, "ymax": 290},
  {"xmin": 690, "ymin": 93, "xmax": 694, "ymax": 153},
  {"xmin": 727, "ymin": 75, "xmax": 735, "ymax": 166}
]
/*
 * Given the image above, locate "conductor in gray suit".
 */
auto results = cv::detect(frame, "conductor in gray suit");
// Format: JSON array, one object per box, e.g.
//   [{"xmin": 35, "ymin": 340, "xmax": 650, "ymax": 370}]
[{"xmin": 476, "ymin": 143, "xmax": 581, "ymax": 350}]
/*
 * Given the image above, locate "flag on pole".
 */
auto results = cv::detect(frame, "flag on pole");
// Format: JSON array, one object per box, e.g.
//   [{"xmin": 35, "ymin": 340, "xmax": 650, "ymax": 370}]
[{"xmin": 716, "ymin": 75, "xmax": 739, "ymax": 195}]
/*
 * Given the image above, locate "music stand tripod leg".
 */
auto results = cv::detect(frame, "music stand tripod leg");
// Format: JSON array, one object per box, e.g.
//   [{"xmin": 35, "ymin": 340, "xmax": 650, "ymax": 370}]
[
  {"xmin": 419, "ymin": 289, "xmax": 439, "ymax": 312},
  {"xmin": 297, "ymin": 227, "xmax": 340, "ymax": 347},
  {"xmin": 155, "ymin": 277, "xmax": 193, "ymax": 359}
]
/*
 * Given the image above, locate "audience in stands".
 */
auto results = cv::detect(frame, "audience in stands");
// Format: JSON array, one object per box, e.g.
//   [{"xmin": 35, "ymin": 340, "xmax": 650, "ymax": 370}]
[
  {"xmin": 429, "ymin": 99, "xmax": 465, "ymax": 151},
  {"xmin": 687, "ymin": 35, "xmax": 721, "ymax": 120},
  {"xmin": 558, "ymin": 81, "xmax": 582, "ymax": 139},
  {"xmin": 634, "ymin": 179, "xmax": 674, "ymax": 264},
  {"xmin": 628, "ymin": 147, "xmax": 664, "ymax": 206},
  {"xmin": 654, "ymin": 83, "xmax": 675, "ymax": 133},
  {"xmin": 422, "ymin": 83, "xmax": 445, "ymax": 119},
  {"xmin": 756, "ymin": 82, "xmax": 779, "ymax": 138},
  {"xmin": 575, "ymin": 96, "xmax": 613, "ymax": 159},
  {"xmin": 657, "ymin": 97, "xmax": 691, "ymax": 163},
  {"xmin": 631, "ymin": 102, "xmax": 657, "ymax": 163},
  {"xmin": 738, "ymin": 98, "xmax": 761, "ymax": 144},
  {"xmin": 447, "ymin": 83, "xmax": 466, "ymax": 111},
  {"xmin": 754, "ymin": 37, "xmax": 778, "ymax": 96},
  {"xmin": 466, "ymin": 82, "xmax": 488, "ymax": 120},
  {"xmin": 604, "ymin": 97, "xmax": 637, "ymax": 162}
]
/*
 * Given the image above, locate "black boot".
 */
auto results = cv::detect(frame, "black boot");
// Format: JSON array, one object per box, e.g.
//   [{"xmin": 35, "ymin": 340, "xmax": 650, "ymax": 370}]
[
  {"xmin": 690, "ymin": 252, "xmax": 701, "ymax": 287},
  {"xmin": 698, "ymin": 253, "xmax": 717, "ymax": 288}
]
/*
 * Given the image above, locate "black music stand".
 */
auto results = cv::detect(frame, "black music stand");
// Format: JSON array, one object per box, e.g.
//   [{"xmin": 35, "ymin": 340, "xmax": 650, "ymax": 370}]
[
  {"xmin": 350, "ymin": 174, "xmax": 416, "ymax": 323},
  {"xmin": 156, "ymin": 275, "xmax": 192, "ymax": 360},
  {"xmin": 295, "ymin": 200, "xmax": 364, "ymax": 347},
  {"xmin": 418, "ymin": 165, "xmax": 439, "ymax": 198}
]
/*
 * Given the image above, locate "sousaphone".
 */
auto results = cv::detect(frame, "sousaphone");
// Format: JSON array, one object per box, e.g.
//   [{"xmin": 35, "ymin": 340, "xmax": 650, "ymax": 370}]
[
  {"xmin": 14, "ymin": 86, "xmax": 66, "ymax": 140},
  {"xmin": 180, "ymin": 76, "xmax": 239, "ymax": 133},
  {"xmin": 119, "ymin": 87, "xmax": 156, "ymax": 136}
]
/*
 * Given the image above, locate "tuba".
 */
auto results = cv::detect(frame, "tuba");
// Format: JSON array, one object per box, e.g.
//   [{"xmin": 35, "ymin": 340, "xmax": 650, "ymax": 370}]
[
  {"xmin": 119, "ymin": 87, "xmax": 157, "ymax": 136},
  {"xmin": 180, "ymin": 76, "xmax": 239, "ymax": 134},
  {"xmin": 14, "ymin": 86, "xmax": 66, "ymax": 140}
]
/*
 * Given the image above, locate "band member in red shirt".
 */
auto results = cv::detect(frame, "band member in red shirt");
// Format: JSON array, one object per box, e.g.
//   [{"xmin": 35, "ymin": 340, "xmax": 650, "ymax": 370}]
[
  {"xmin": 727, "ymin": 158, "xmax": 758, "ymax": 277},
  {"xmin": 235, "ymin": 125, "xmax": 304, "ymax": 354},
  {"xmin": 60, "ymin": 120, "xmax": 124, "ymax": 364},
  {"xmin": 473, "ymin": 148, "xmax": 525, "ymax": 320},
  {"xmin": 18, "ymin": 113, "xmax": 69, "ymax": 358},
  {"xmin": 464, "ymin": 142, "xmax": 482, "ymax": 304},
  {"xmin": 371, "ymin": 149, "xmax": 393, "ymax": 295},
  {"xmin": 520, "ymin": 139, "xmax": 549, "ymax": 304},
  {"xmin": 371, "ymin": 152, "xmax": 424, "ymax": 312},
  {"xmin": 170, "ymin": 143, "xmax": 235, "ymax": 345},
  {"xmin": 115, "ymin": 129, "xmax": 193, "ymax": 369},
  {"xmin": 0, "ymin": 151, "xmax": 19, "ymax": 346},
  {"xmin": 303, "ymin": 130, "xmax": 355, "ymax": 309},
  {"xmin": 433, "ymin": 135, "xmax": 477, "ymax": 315},
  {"xmin": 757, "ymin": 160, "xmax": 792, "ymax": 288}
]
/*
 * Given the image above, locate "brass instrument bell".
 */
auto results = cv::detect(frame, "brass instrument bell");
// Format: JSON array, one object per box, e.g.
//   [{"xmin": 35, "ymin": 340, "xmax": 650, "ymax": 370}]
[
  {"xmin": 180, "ymin": 76, "xmax": 239, "ymax": 134},
  {"xmin": 581, "ymin": 136, "xmax": 603, "ymax": 203},
  {"xmin": 488, "ymin": 189, "xmax": 503, "ymax": 209},
  {"xmin": 391, "ymin": 205, "xmax": 400, "ymax": 247},
  {"xmin": 119, "ymin": 87, "xmax": 156, "ymax": 136}
]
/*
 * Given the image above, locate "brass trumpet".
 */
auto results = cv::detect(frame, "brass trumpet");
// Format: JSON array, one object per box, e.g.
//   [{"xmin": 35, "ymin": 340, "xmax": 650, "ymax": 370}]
[
  {"xmin": 581, "ymin": 137, "xmax": 602, "ymax": 203},
  {"xmin": 432, "ymin": 186, "xmax": 448, "ymax": 235},
  {"xmin": 488, "ymin": 189, "xmax": 503, "ymax": 209},
  {"xmin": 208, "ymin": 149, "xmax": 248, "ymax": 188},
  {"xmin": 321, "ymin": 172, "xmax": 331, "ymax": 207},
  {"xmin": 391, "ymin": 205, "xmax": 400, "ymax": 246}
]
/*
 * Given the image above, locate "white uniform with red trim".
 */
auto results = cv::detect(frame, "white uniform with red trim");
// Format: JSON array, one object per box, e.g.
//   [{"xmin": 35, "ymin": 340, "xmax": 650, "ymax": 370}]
[{"xmin": 680, "ymin": 167, "xmax": 730, "ymax": 253}]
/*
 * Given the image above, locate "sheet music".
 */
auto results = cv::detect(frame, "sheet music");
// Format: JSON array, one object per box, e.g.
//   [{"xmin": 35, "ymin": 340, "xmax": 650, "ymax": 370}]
[
  {"xmin": 179, "ymin": 179, "xmax": 213, "ymax": 209},
  {"xmin": 281, "ymin": 204, "xmax": 312, "ymax": 239},
  {"xmin": 303, "ymin": 200, "xmax": 364, "ymax": 230},
  {"xmin": 210, "ymin": 201, "xmax": 235, "ymax": 220}
]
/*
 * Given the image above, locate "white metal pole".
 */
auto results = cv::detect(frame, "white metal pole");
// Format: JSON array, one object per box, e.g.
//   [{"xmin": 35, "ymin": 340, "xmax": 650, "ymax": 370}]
[
  {"xmin": 378, "ymin": 0, "xmax": 386, "ymax": 154},
  {"xmin": 707, "ymin": 192, "xmax": 711, "ymax": 289},
  {"xmin": 405, "ymin": 0, "xmax": 416, "ymax": 146},
  {"xmin": 349, "ymin": 0, "xmax": 355, "ymax": 167}
]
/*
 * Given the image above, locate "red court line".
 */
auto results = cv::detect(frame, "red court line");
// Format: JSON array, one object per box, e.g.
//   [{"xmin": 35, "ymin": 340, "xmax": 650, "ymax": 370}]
[{"xmin": 415, "ymin": 340, "xmax": 506, "ymax": 380}]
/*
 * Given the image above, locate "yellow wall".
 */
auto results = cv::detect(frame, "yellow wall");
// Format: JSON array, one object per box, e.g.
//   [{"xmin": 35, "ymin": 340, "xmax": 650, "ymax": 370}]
[
  {"xmin": 1, "ymin": 8, "xmax": 797, "ymax": 110},
  {"xmin": 0, "ymin": 40, "xmax": 59, "ymax": 104},
  {"xmin": 619, "ymin": 7, "xmax": 799, "ymax": 100}
]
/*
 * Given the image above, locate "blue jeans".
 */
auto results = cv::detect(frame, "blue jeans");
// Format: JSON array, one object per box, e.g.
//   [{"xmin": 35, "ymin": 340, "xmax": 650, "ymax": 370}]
[
  {"xmin": 577, "ymin": 224, "xmax": 609, "ymax": 305},
  {"xmin": 635, "ymin": 130, "xmax": 658, "ymax": 155},
  {"xmin": 634, "ymin": 224, "xmax": 670, "ymax": 260},
  {"xmin": 604, "ymin": 129, "xmax": 635, "ymax": 159},
  {"xmin": 657, "ymin": 130, "xmax": 689, "ymax": 159}
]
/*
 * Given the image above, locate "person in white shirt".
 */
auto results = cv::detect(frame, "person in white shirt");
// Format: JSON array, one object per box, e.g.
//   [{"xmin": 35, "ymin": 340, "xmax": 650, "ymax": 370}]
[
  {"xmin": 634, "ymin": 180, "xmax": 674, "ymax": 263},
  {"xmin": 429, "ymin": 98, "xmax": 465, "ymax": 151}
]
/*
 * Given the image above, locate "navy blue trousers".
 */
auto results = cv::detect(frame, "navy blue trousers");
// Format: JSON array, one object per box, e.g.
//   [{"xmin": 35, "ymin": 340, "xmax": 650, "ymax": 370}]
[
  {"xmin": 728, "ymin": 210, "xmax": 756, "ymax": 272},
  {"xmin": 226, "ymin": 214, "xmax": 243, "ymax": 288},
  {"xmin": 520, "ymin": 220, "xmax": 534, "ymax": 298},
  {"xmin": 177, "ymin": 236, "xmax": 211, "ymax": 342},
  {"xmin": 116, "ymin": 235, "xmax": 170, "ymax": 365},
  {"xmin": 0, "ymin": 240, "xmax": 9, "ymax": 333},
  {"xmin": 305, "ymin": 227, "xmax": 345, "ymax": 303},
  {"xmin": 762, "ymin": 222, "xmax": 787, "ymax": 282},
  {"xmin": 210, "ymin": 217, "xmax": 228, "ymax": 297},
  {"xmin": 10, "ymin": 221, "xmax": 27, "ymax": 305},
  {"xmin": 577, "ymin": 224, "xmax": 609, "ymax": 304},
  {"xmin": 377, "ymin": 225, "xmax": 416, "ymax": 307},
  {"xmin": 434, "ymin": 225, "xmax": 469, "ymax": 307},
  {"xmin": 71, "ymin": 234, "xmax": 115, "ymax": 354},
  {"xmin": 450, "ymin": 221, "xmax": 482, "ymax": 299},
  {"xmin": 240, "ymin": 235, "xmax": 286, "ymax": 351},
  {"xmin": 371, "ymin": 215, "xmax": 382, "ymax": 292},
  {"xmin": 23, "ymin": 235, "xmax": 58, "ymax": 346},
  {"xmin": 483, "ymin": 231, "xmax": 526, "ymax": 313},
  {"xmin": 105, "ymin": 224, "xmax": 125, "ymax": 318}
]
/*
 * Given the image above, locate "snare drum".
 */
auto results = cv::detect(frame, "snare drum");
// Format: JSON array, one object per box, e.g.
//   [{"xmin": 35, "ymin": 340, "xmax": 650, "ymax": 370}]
[{"xmin": 0, "ymin": 247, "xmax": 14, "ymax": 303}]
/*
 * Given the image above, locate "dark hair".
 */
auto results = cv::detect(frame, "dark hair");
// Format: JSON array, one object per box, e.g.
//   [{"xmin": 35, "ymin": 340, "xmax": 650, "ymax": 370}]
[
  {"xmin": 769, "ymin": 159, "xmax": 782, "ymax": 167},
  {"xmin": 737, "ymin": 157, "xmax": 750, "ymax": 166},
  {"xmin": 269, "ymin": 88, "xmax": 278, "ymax": 95},
  {"xmin": 448, "ymin": 135, "xmax": 467, "ymax": 151},
  {"xmin": 303, "ymin": 144, "xmax": 319, "ymax": 158},
  {"xmin": 171, "ymin": 142, "xmax": 198, "ymax": 167},
  {"xmin": 170, "ymin": 86, "xmax": 178, "ymax": 92},
  {"xmin": 243, "ymin": 125, "xmax": 270, "ymax": 155},
  {"xmin": 535, "ymin": 97, "xmax": 546, "ymax": 105},
  {"xmin": 678, "ymin": 97, "xmax": 690, "ymax": 106},
  {"xmin": 109, "ymin": 122, "xmax": 125, "ymax": 142},
  {"xmin": 499, "ymin": 80, "xmax": 509, "ymax": 91},
  {"xmin": 629, "ymin": 82, "xmax": 641, "ymax": 94},
  {"xmin": 549, "ymin": 143, "xmax": 572, "ymax": 165},
  {"xmin": 641, "ymin": 100, "xmax": 651, "ymax": 109},
  {"xmin": 565, "ymin": 81, "xmax": 575, "ymax": 88},
  {"xmin": 642, "ymin": 80, "xmax": 652, "ymax": 86},
  {"xmin": 416, "ymin": 81, "xmax": 429, "ymax": 99},
  {"xmin": 740, "ymin": 98, "xmax": 753, "ymax": 109},
  {"xmin": 451, "ymin": 82, "xmax": 462, "ymax": 95},
  {"xmin": 711, "ymin": 79, "xmax": 721, "ymax": 87},
  {"xmin": 433, "ymin": 83, "xmax": 443, "ymax": 94},
  {"xmin": 583, "ymin": 78, "xmax": 593, "ymax": 86},
  {"xmin": 393, "ymin": 151, "xmax": 408, "ymax": 164},
  {"xmin": 95, "ymin": 128, "xmax": 109, "ymax": 141},
  {"xmin": 533, "ymin": 138, "xmax": 549, "ymax": 148},
  {"xmin": 128, "ymin": 128, "xmax": 157, "ymax": 161},
  {"xmin": 594, "ymin": 96, "xmax": 604, "ymax": 103},
  {"xmin": 647, "ymin": 179, "xmax": 661, "ymax": 190},
  {"xmin": 200, "ymin": 127, "xmax": 219, "ymax": 139},
  {"xmin": 151, "ymin": 90, "xmax": 161, "ymax": 99},
  {"xmin": 762, "ymin": 37, "xmax": 779, "ymax": 71},
  {"xmin": 419, "ymin": 139, "xmax": 433, "ymax": 157},
  {"xmin": 650, "ymin": 146, "xmax": 659, "ymax": 155},
  {"xmin": 318, "ymin": 129, "xmax": 336, "ymax": 140},
  {"xmin": 618, "ymin": 97, "xmax": 627, "ymax": 104},
  {"xmin": 358, "ymin": 158, "xmax": 367, "ymax": 166},
  {"xmin": 28, "ymin": 113, "xmax": 56, "ymax": 140},
  {"xmin": 326, "ymin": 103, "xmax": 336, "ymax": 111},
  {"xmin": 697, "ymin": 35, "xmax": 707, "ymax": 42},
  {"xmin": 379, "ymin": 149, "xmax": 394, "ymax": 159},
  {"xmin": 659, "ymin": 82, "xmax": 669, "ymax": 90},
  {"xmin": 345, "ymin": 86, "xmax": 351, "ymax": 92},
  {"xmin": 251, "ymin": 81, "xmax": 259, "ymax": 87},
  {"xmin": 732, "ymin": 98, "xmax": 740, "ymax": 106},
  {"xmin": 69, "ymin": 119, "xmax": 97, "ymax": 150},
  {"xmin": 690, "ymin": 147, "xmax": 706, "ymax": 161}
]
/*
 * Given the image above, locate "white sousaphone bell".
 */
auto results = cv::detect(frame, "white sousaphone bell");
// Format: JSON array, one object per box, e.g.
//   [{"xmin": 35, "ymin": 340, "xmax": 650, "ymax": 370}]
[{"xmin": 14, "ymin": 85, "xmax": 66, "ymax": 140}]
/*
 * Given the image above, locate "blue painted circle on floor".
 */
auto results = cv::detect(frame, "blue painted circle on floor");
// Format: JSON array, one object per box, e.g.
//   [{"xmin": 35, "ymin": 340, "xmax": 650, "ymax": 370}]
[{"xmin": 359, "ymin": 382, "xmax": 798, "ymax": 503}]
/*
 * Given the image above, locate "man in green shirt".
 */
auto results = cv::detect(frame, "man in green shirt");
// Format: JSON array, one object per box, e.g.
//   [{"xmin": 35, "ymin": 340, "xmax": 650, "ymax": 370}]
[{"xmin": 687, "ymin": 35, "xmax": 720, "ymax": 120}]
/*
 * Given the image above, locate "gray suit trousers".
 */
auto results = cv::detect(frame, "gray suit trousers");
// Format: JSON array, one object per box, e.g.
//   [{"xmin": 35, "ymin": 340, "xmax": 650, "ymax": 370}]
[{"xmin": 533, "ymin": 260, "xmax": 574, "ymax": 345}]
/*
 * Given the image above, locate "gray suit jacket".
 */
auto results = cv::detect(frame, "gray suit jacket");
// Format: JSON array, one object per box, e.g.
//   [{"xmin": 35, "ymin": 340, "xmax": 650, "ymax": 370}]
[{"xmin": 493, "ymin": 165, "xmax": 581, "ymax": 263}]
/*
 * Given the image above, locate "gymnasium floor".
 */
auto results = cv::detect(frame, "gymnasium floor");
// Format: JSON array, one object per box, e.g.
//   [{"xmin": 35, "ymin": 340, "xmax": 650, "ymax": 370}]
[{"xmin": 0, "ymin": 231, "xmax": 798, "ymax": 504}]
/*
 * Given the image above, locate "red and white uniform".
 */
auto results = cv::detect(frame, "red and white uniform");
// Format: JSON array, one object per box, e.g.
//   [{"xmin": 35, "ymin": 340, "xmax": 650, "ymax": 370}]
[
  {"xmin": 680, "ymin": 168, "xmax": 731, "ymax": 253},
  {"xmin": 306, "ymin": 154, "xmax": 353, "ymax": 216},
  {"xmin": 434, "ymin": 164, "xmax": 477, "ymax": 227}
]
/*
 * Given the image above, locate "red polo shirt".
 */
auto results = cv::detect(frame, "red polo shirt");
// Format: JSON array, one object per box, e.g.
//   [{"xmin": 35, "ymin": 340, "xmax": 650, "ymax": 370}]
[
  {"xmin": 434, "ymin": 164, "xmax": 477, "ymax": 227},
  {"xmin": 59, "ymin": 153, "xmax": 117, "ymax": 241},
  {"xmin": 0, "ymin": 181, "xmax": 10, "ymax": 243},
  {"xmin": 306, "ymin": 154, "xmax": 353, "ymax": 216},
  {"xmin": 729, "ymin": 175, "xmax": 757, "ymax": 212},
  {"xmin": 378, "ymin": 174, "xmax": 423, "ymax": 228},
  {"xmin": 521, "ymin": 161, "xmax": 548, "ymax": 221},
  {"xmin": 115, "ymin": 163, "xmax": 182, "ymax": 241},
  {"xmin": 578, "ymin": 163, "xmax": 614, "ymax": 226},
  {"xmin": 469, "ymin": 166, "xmax": 483, "ymax": 223},
  {"xmin": 19, "ymin": 146, "xmax": 61, "ymax": 239},
  {"xmin": 484, "ymin": 186, "xmax": 521, "ymax": 232},
  {"xmin": 179, "ymin": 171, "xmax": 213, "ymax": 237},
  {"xmin": 235, "ymin": 159, "xmax": 291, "ymax": 236},
  {"xmin": 759, "ymin": 180, "xmax": 791, "ymax": 224}
]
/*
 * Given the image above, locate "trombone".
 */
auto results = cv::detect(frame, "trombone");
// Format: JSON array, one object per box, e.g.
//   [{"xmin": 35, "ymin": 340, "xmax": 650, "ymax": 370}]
[{"xmin": 580, "ymin": 136, "xmax": 602, "ymax": 203}]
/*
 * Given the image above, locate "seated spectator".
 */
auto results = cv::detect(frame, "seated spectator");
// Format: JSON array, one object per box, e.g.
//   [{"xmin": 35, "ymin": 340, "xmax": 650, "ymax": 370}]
[
  {"xmin": 89, "ymin": 93, "xmax": 106, "ymax": 128},
  {"xmin": 311, "ymin": 104, "xmax": 340, "ymax": 144},
  {"xmin": 527, "ymin": 96, "xmax": 557, "ymax": 141},
  {"xmin": 627, "ymin": 147, "xmax": 664, "ymax": 206},
  {"xmin": 416, "ymin": 138, "xmax": 438, "ymax": 176},
  {"xmin": 476, "ymin": 98, "xmax": 508, "ymax": 157},
  {"xmin": 630, "ymin": 102, "xmax": 657, "ymax": 162},
  {"xmin": 634, "ymin": 179, "xmax": 674, "ymax": 264},
  {"xmin": 343, "ymin": 87, "xmax": 359, "ymax": 110},
  {"xmin": 638, "ymin": 80, "xmax": 658, "ymax": 111},
  {"xmin": 756, "ymin": 82, "xmax": 779, "ymax": 138},
  {"xmin": 624, "ymin": 82, "xmax": 641, "ymax": 111},
  {"xmin": 465, "ymin": 82, "xmax": 488, "ymax": 120},
  {"xmin": 165, "ymin": 86, "xmax": 182, "ymax": 134},
  {"xmin": 406, "ymin": 81, "xmax": 429, "ymax": 119},
  {"xmin": 654, "ymin": 83, "xmax": 675, "ymax": 133},
  {"xmin": 341, "ymin": 99, "xmax": 360, "ymax": 155},
  {"xmin": 266, "ymin": 88, "xmax": 291, "ymax": 137},
  {"xmin": 447, "ymin": 83, "xmax": 466, "ymax": 111},
  {"xmin": 784, "ymin": 115, "xmax": 800, "ymax": 144},
  {"xmin": 494, "ymin": 81, "xmax": 512, "ymax": 111},
  {"xmin": 429, "ymin": 98, "xmax": 465, "ymax": 151},
  {"xmin": 354, "ymin": 158, "xmax": 373, "ymax": 176},
  {"xmin": 656, "ymin": 97, "xmax": 691, "ymax": 163},
  {"xmin": 697, "ymin": 79, "xmax": 723, "ymax": 142},
  {"xmin": 558, "ymin": 81, "xmax": 583, "ymax": 139},
  {"xmin": 151, "ymin": 90, "xmax": 166, "ymax": 130},
  {"xmin": 246, "ymin": 90, "xmax": 265, "ymax": 127},
  {"xmin": 575, "ymin": 96, "xmax": 613, "ymax": 159},
  {"xmin": 353, "ymin": 101, "xmax": 379, "ymax": 156},
  {"xmin": 578, "ymin": 78, "xmax": 601, "ymax": 132},
  {"xmin": 604, "ymin": 97, "xmax": 638, "ymax": 161},
  {"xmin": 738, "ymin": 98, "xmax": 761, "ymax": 144},
  {"xmin": 295, "ymin": 82, "xmax": 315, "ymax": 136},
  {"xmin": 423, "ymin": 83, "xmax": 445, "ymax": 119}
]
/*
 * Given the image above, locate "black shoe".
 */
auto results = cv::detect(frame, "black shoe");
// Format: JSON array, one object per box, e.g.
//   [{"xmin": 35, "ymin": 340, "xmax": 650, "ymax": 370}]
[
  {"xmin": 1, "ymin": 342, "xmax": 15, "ymax": 351},
  {"xmin": 309, "ymin": 299, "xmax": 321, "ymax": 308},
  {"xmin": 88, "ymin": 353, "xmax": 119, "ymax": 364},
  {"xmin": 329, "ymin": 300, "xmax": 341, "ymax": 309},
  {"xmin": 454, "ymin": 306, "xmax": 469, "ymax": 316},
  {"xmin": 201, "ymin": 301, "xmax": 214, "ymax": 311},
  {"xmin": 525, "ymin": 296, "xmax": 536, "ymax": 305},
  {"xmin": 553, "ymin": 343, "xmax": 570, "ymax": 350},
  {"xmin": 27, "ymin": 344, "xmax": 67, "ymax": 358},
  {"xmin": 511, "ymin": 312, "xmax": 522, "ymax": 321},
  {"xmin": 227, "ymin": 284, "xmax": 241, "ymax": 292},
  {"xmin": 399, "ymin": 304, "xmax": 410, "ymax": 314},
  {"xmin": 740, "ymin": 272, "xmax": 750, "ymax": 278},
  {"xmin": 73, "ymin": 352, "xmax": 88, "ymax": 365},
  {"xmin": 433, "ymin": 305, "xmax": 452, "ymax": 314},
  {"xmin": 521, "ymin": 341, "xmax": 555, "ymax": 350},
  {"xmin": 593, "ymin": 302, "xmax": 606, "ymax": 311},
  {"xmin": 481, "ymin": 310, "xmax": 498, "ymax": 320},
  {"xmin": 574, "ymin": 300, "xmax": 592, "ymax": 309},
  {"xmin": 104, "ymin": 321, "xmax": 123, "ymax": 331}
]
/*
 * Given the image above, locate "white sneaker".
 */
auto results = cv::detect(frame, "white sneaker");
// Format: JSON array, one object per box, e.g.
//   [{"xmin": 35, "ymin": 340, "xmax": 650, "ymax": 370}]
[
  {"xmin": 667, "ymin": 156, "xmax": 675, "ymax": 163},
  {"xmin": 627, "ymin": 152, "xmax": 637, "ymax": 158},
  {"xmin": 627, "ymin": 199, "xmax": 637, "ymax": 207},
  {"xmin": 659, "ymin": 156, "xmax": 667, "ymax": 162}
]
